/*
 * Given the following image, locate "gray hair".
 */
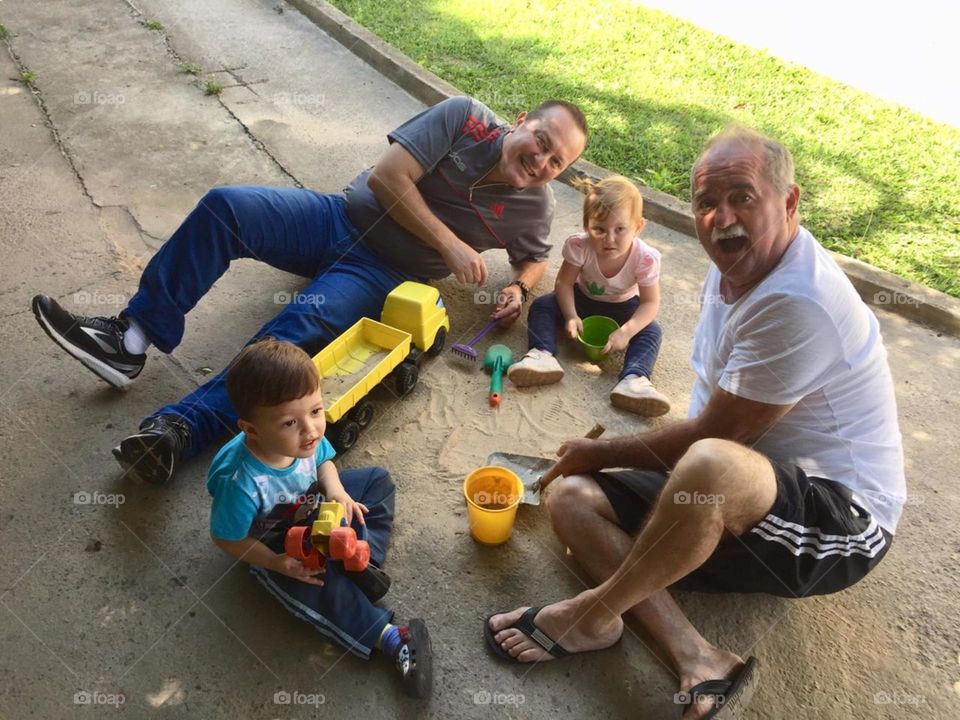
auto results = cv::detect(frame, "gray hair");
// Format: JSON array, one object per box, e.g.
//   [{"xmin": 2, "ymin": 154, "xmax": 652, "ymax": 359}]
[{"xmin": 691, "ymin": 125, "xmax": 796, "ymax": 196}]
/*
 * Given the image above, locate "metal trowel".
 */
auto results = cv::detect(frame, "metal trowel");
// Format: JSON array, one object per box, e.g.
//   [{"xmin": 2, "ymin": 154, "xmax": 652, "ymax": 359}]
[{"xmin": 486, "ymin": 423, "xmax": 606, "ymax": 506}]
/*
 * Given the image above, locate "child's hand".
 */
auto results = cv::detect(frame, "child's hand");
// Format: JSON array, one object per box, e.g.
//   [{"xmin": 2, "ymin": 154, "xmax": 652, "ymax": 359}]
[
  {"xmin": 271, "ymin": 555, "xmax": 325, "ymax": 586},
  {"xmin": 602, "ymin": 327, "xmax": 629, "ymax": 354},
  {"xmin": 328, "ymin": 490, "xmax": 369, "ymax": 526},
  {"xmin": 565, "ymin": 316, "xmax": 584, "ymax": 340}
]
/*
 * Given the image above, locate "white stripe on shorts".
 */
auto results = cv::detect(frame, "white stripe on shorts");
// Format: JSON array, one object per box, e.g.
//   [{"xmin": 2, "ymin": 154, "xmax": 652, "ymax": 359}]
[{"xmin": 750, "ymin": 514, "xmax": 887, "ymax": 559}]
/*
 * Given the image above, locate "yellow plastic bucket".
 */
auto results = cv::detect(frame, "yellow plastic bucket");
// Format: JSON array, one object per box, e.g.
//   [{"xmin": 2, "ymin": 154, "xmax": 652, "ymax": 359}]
[{"xmin": 463, "ymin": 466, "xmax": 524, "ymax": 546}]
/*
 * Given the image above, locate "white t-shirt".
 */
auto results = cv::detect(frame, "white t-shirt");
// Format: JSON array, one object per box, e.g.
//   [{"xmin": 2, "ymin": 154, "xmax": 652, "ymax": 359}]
[
  {"xmin": 689, "ymin": 227, "xmax": 906, "ymax": 533},
  {"xmin": 562, "ymin": 232, "xmax": 661, "ymax": 303}
]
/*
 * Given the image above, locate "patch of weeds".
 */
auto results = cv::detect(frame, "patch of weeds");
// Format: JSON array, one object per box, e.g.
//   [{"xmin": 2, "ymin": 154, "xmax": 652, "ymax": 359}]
[
  {"xmin": 180, "ymin": 62, "xmax": 201, "ymax": 75},
  {"xmin": 204, "ymin": 77, "xmax": 223, "ymax": 96},
  {"xmin": 141, "ymin": 19, "xmax": 164, "ymax": 31},
  {"xmin": 0, "ymin": 24, "xmax": 9, "ymax": 40},
  {"xmin": 20, "ymin": 69, "xmax": 37, "ymax": 88}
]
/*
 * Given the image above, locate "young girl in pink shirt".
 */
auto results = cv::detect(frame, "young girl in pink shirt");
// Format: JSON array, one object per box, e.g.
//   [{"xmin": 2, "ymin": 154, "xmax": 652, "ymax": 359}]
[{"xmin": 508, "ymin": 176, "xmax": 670, "ymax": 416}]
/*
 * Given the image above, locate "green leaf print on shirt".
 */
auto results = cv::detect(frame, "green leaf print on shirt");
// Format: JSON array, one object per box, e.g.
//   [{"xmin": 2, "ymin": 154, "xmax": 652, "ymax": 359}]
[{"xmin": 587, "ymin": 281, "xmax": 606, "ymax": 296}]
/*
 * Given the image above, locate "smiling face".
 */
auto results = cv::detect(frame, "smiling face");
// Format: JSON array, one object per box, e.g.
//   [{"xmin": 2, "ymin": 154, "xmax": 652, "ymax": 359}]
[
  {"xmin": 586, "ymin": 207, "xmax": 644, "ymax": 258},
  {"xmin": 492, "ymin": 106, "xmax": 586, "ymax": 188},
  {"xmin": 240, "ymin": 387, "xmax": 326, "ymax": 467},
  {"xmin": 691, "ymin": 138, "xmax": 800, "ymax": 299}
]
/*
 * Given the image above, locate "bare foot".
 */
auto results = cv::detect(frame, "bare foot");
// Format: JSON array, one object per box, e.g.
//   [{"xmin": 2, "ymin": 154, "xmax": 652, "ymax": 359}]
[
  {"xmin": 677, "ymin": 645, "xmax": 745, "ymax": 719},
  {"xmin": 487, "ymin": 595, "xmax": 623, "ymax": 663}
]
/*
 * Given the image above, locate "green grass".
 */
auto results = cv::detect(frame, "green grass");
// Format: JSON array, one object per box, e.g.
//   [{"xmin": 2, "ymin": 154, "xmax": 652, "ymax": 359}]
[
  {"xmin": 204, "ymin": 77, "xmax": 223, "ymax": 96},
  {"xmin": 141, "ymin": 19, "xmax": 164, "ymax": 31},
  {"xmin": 329, "ymin": 0, "xmax": 960, "ymax": 296},
  {"xmin": 180, "ymin": 62, "xmax": 202, "ymax": 75},
  {"xmin": 20, "ymin": 69, "xmax": 36, "ymax": 88},
  {"xmin": 0, "ymin": 23, "xmax": 8, "ymax": 40}
]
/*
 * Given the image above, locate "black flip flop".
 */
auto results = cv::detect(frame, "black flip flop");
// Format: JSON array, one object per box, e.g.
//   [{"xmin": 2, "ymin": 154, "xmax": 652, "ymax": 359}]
[
  {"xmin": 483, "ymin": 607, "xmax": 571, "ymax": 661},
  {"xmin": 678, "ymin": 656, "xmax": 759, "ymax": 719},
  {"xmin": 396, "ymin": 619, "xmax": 433, "ymax": 699}
]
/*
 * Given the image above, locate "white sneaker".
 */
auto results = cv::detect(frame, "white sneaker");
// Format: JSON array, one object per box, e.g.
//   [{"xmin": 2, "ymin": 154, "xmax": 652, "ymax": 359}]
[
  {"xmin": 610, "ymin": 375, "xmax": 671, "ymax": 417},
  {"xmin": 507, "ymin": 349, "xmax": 565, "ymax": 387}
]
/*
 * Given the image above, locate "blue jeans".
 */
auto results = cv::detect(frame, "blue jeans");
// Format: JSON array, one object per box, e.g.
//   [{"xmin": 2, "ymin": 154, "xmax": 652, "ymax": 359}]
[
  {"xmin": 250, "ymin": 467, "xmax": 395, "ymax": 659},
  {"xmin": 124, "ymin": 187, "xmax": 417, "ymax": 459},
  {"xmin": 526, "ymin": 285, "xmax": 663, "ymax": 381}
]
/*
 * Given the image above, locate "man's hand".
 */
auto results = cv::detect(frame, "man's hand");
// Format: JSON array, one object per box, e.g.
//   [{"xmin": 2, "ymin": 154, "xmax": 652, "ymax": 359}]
[
  {"xmin": 270, "ymin": 555, "xmax": 326, "ymax": 586},
  {"xmin": 602, "ymin": 327, "xmax": 630, "ymax": 355},
  {"xmin": 327, "ymin": 489, "xmax": 369, "ymax": 527},
  {"xmin": 539, "ymin": 437, "xmax": 604, "ymax": 490},
  {"xmin": 440, "ymin": 239, "xmax": 488, "ymax": 286},
  {"xmin": 492, "ymin": 284, "xmax": 523, "ymax": 326},
  {"xmin": 565, "ymin": 316, "xmax": 584, "ymax": 340}
]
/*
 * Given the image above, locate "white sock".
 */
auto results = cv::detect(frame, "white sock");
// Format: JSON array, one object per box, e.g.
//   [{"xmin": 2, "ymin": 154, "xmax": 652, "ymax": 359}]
[{"xmin": 122, "ymin": 316, "xmax": 151, "ymax": 355}]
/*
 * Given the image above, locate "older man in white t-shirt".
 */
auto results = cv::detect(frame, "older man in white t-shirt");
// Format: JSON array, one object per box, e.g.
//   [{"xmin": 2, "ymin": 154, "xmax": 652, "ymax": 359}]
[{"xmin": 484, "ymin": 128, "xmax": 905, "ymax": 718}]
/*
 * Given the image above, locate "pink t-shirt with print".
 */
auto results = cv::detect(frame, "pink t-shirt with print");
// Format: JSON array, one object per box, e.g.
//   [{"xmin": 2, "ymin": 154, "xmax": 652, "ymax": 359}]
[{"xmin": 561, "ymin": 232, "xmax": 661, "ymax": 303}]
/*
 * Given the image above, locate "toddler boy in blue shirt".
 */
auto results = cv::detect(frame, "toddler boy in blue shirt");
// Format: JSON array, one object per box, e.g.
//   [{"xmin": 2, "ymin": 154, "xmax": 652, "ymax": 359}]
[{"xmin": 207, "ymin": 338, "xmax": 431, "ymax": 698}]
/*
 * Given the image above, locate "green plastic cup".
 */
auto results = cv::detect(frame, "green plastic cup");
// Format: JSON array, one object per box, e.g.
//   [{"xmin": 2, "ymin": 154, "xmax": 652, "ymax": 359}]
[{"xmin": 578, "ymin": 315, "xmax": 620, "ymax": 362}]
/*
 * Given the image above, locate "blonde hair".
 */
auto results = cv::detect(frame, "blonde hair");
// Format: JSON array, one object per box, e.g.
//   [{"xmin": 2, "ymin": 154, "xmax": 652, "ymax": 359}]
[{"xmin": 574, "ymin": 175, "xmax": 644, "ymax": 229}]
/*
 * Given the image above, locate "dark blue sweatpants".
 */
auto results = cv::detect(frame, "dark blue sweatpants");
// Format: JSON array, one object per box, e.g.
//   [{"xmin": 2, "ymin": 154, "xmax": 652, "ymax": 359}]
[
  {"xmin": 124, "ymin": 187, "xmax": 416, "ymax": 459},
  {"xmin": 249, "ymin": 466, "xmax": 396, "ymax": 659}
]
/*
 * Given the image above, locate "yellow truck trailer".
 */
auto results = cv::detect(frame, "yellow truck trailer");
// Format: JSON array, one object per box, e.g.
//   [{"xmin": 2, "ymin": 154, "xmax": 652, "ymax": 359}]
[{"xmin": 312, "ymin": 281, "xmax": 449, "ymax": 452}]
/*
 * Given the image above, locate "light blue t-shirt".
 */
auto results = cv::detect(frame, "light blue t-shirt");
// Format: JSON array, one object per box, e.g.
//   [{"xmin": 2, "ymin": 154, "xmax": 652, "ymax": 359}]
[{"xmin": 207, "ymin": 432, "xmax": 336, "ymax": 541}]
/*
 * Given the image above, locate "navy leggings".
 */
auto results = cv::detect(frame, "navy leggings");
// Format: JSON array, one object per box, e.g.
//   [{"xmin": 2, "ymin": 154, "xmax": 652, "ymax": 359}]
[{"xmin": 526, "ymin": 285, "xmax": 662, "ymax": 380}]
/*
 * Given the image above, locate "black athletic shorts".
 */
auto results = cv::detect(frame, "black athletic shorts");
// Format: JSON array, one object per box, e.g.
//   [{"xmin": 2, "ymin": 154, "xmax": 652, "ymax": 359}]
[{"xmin": 593, "ymin": 461, "xmax": 893, "ymax": 597}]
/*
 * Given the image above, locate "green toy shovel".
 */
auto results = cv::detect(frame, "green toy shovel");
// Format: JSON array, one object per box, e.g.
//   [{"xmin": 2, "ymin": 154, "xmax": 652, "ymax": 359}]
[{"xmin": 483, "ymin": 344, "xmax": 513, "ymax": 407}]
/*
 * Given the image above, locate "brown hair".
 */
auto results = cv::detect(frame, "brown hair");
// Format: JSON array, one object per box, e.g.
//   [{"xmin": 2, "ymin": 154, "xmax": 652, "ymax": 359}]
[
  {"xmin": 226, "ymin": 338, "xmax": 320, "ymax": 420},
  {"xmin": 527, "ymin": 99, "xmax": 589, "ymax": 141},
  {"xmin": 576, "ymin": 175, "xmax": 644, "ymax": 229}
]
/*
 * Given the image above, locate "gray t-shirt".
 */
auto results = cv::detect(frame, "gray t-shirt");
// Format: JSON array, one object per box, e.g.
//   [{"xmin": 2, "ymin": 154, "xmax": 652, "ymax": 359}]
[{"xmin": 344, "ymin": 96, "xmax": 555, "ymax": 279}]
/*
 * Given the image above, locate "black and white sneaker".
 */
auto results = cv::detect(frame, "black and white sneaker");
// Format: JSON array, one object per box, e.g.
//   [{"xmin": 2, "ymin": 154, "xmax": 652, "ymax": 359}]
[
  {"xmin": 112, "ymin": 415, "xmax": 191, "ymax": 484},
  {"xmin": 31, "ymin": 294, "xmax": 146, "ymax": 388}
]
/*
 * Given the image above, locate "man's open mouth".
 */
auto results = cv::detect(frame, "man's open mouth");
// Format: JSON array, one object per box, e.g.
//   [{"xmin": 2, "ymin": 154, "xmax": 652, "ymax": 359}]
[{"xmin": 717, "ymin": 235, "xmax": 749, "ymax": 254}]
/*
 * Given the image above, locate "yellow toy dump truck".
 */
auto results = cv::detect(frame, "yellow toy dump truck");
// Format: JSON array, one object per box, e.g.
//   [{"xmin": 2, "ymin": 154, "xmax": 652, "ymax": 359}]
[{"xmin": 312, "ymin": 281, "xmax": 449, "ymax": 452}]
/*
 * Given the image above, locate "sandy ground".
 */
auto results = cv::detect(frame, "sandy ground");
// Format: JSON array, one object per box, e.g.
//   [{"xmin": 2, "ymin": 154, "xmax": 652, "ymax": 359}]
[{"xmin": 0, "ymin": 1, "xmax": 958, "ymax": 718}]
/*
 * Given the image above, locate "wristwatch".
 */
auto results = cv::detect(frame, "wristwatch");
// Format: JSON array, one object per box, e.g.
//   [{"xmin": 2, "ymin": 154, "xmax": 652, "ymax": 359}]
[{"xmin": 507, "ymin": 280, "xmax": 530, "ymax": 302}]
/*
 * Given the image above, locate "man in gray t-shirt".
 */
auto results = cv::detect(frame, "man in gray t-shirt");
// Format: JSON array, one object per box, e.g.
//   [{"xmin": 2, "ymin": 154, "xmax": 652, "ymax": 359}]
[{"xmin": 31, "ymin": 96, "xmax": 588, "ymax": 483}]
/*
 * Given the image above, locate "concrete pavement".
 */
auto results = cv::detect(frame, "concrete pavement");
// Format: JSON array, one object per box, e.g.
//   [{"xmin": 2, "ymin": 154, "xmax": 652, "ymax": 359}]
[{"xmin": 0, "ymin": 1, "xmax": 958, "ymax": 718}]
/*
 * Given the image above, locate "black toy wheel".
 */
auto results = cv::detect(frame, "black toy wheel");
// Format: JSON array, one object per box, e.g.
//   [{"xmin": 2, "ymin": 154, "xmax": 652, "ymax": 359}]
[
  {"xmin": 330, "ymin": 420, "xmax": 361, "ymax": 453},
  {"xmin": 427, "ymin": 326, "xmax": 447, "ymax": 356},
  {"xmin": 392, "ymin": 362, "xmax": 419, "ymax": 397},
  {"xmin": 349, "ymin": 399, "xmax": 375, "ymax": 428}
]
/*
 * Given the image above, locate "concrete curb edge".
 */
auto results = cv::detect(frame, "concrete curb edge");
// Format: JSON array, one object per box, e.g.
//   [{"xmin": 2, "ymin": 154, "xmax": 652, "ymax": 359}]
[{"xmin": 287, "ymin": 0, "xmax": 960, "ymax": 337}]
